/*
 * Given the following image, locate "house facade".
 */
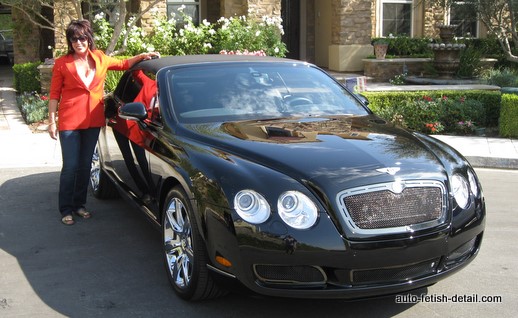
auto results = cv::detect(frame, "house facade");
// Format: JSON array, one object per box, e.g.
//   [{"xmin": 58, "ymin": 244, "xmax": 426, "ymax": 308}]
[{"xmin": 8, "ymin": 0, "xmax": 486, "ymax": 71}]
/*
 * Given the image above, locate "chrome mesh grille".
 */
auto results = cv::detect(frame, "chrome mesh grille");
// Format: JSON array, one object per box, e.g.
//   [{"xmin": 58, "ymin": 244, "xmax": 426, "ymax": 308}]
[
  {"xmin": 254, "ymin": 265, "xmax": 326, "ymax": 284},
  {"xmin": 339, "ymin": 181, "xmax": 445, "ymax": 231},
  {"xmin": 352, "ymin": 258, "xmax": 440, "ymax": 284}
]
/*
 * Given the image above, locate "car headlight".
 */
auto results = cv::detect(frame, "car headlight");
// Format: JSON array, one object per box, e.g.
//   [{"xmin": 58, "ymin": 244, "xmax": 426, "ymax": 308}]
[
  {"xmin": 467, "ymin": 169, "xmax": 479, "ymax": 196},
  {"xmin": 277, "ymin": 191, "xmax": 318, "ymax": 229},
  {"xmin": 234, "ymin": 190, "xmax": 270, "ymax": 224},
  {"xmin": 451, "ymin": 173, "xmax": 470, "ymax": 209}
]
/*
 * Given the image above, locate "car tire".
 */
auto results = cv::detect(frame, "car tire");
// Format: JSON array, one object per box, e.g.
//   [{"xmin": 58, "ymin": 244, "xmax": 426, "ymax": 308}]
[
  {"xmin": 162, "ymin": 186, "xmax": 226, "ymax": 300},
  {"xmin": 90, "ymin": 145, "xmax": 119, "ymax": 199}
]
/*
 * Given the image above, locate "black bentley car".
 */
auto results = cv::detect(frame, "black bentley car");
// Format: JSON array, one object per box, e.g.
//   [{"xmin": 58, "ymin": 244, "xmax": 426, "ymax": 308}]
[{"xmin": 91, "ymin": 55, "xmax": 485, "ymax": 300}]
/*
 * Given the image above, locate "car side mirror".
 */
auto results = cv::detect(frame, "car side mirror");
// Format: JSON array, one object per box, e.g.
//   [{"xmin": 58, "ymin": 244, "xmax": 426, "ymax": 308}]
[
  {"xmin": 356, "ymin": 94, "xmax": 369, "ymax": 106},
  {"xmin": 119, "ymin": 102, "xmax": 147, "ymax": 121}
]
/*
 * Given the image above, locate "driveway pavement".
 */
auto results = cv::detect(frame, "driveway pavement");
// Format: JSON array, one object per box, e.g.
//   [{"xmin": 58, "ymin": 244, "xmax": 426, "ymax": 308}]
[{"xmin": 1, "ymin": 167, "xmax": 516, "ymax": 317}]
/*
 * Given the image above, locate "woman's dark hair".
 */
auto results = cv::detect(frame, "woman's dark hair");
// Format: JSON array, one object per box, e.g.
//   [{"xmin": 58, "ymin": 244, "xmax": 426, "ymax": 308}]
[{"xmin": 65, "ymin": 19, "xmax": 96, "ymax": 54}]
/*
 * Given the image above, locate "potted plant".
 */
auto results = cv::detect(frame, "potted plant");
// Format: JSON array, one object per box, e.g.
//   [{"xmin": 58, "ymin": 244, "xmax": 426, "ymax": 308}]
[{"xmin": 372, "ymin": 38, "xmax": 389, "ymax": 59}]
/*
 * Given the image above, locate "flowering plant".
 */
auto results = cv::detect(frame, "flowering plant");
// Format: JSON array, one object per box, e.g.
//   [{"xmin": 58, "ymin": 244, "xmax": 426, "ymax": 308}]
[
  {"xmin": 425, "ymin": 122, "xmax": 445, "ymax": 134},
  {"xmin": 92, "ymin": 6, "xmax": 287, "ymax": 57},
  {"xmin": 17, "ymin": 92, "xmax": 49, "ymax": 124},
  {"xmin": 213, "ymin": 15, "xmax": 286, "ymax": 57},
  {"xmin": 456, "ymin": 120, "xmax": 477, "ymax": 134},
  {"xmin": 219, "ymin": 49, "xmax": 267, "ymax": 56},
  {"xmin": 389, "ymin": 72, "xmax": 407, "ymax": 85},
  {"xmin": 378, "ymin": 95, "xmax": 485, "ymax": 135}
]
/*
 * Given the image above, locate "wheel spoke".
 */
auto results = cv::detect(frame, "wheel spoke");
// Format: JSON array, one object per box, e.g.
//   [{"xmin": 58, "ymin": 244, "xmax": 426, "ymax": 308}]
[
  {"xmin": 90, "ymin": 148, "xmax": 100, "ymax": 191},
  {"xmin": 163, "ymin": 194, "xmax": 194, "ymax": 290},
  {"xmin": 166, "ymin": 198, "xmax": 185, "ymax": 233}
]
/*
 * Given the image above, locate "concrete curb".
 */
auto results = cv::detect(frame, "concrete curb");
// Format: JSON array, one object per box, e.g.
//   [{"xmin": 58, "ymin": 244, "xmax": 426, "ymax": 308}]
[{"xmin": 464, "ymin": 156, "xmax": 518, "ymax": 170}]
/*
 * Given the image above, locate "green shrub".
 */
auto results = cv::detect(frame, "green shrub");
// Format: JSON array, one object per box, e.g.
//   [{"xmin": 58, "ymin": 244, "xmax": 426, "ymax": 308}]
[
  {"xmin": 363, "ymin": 90, "xmax": 499, "ymax": 133},
  {"xmin": 105, "ymin": 70, "xmax": 124, "ymax": 93},
  {"xmin": 104, "ymin": 56, "xmax": 127, "ymax": 93},
  {"xmin": 12, "ymin": 62, "xmax": 42, "ymax": 93},
  {"xmin": 370, "ymin": 36, "xmax": 433, "ymax": 58},
  {"xmin": 17, "ymin": 92, "xmax": 48, "ymax": 124},
  {"xmin": 440, "ymin": 97, "xmax": 486, "ymax": 132},
  {"xmin": 466, "ymin": 37, "xmax": 518, "ymax": 70},
  {"xmin": 482, "ymin": 68, "xmax": 518, "ymax": 87},
  {"xmin": 457, "ymin": 45, "xmax": 483, "ymax": 78},
  {"xmin": 387, "ymin": 36, "xmax": 433, "ymax": 58},
  {"xmin": 499, "ymin": 94, "xmax": 518, "ymax": 138}
]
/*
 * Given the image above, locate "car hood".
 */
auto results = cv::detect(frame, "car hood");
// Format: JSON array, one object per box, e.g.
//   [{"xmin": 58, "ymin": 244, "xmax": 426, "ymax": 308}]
[{"xmin": 180, "ymin": 115, "xmax": 449, "ymax": 191}]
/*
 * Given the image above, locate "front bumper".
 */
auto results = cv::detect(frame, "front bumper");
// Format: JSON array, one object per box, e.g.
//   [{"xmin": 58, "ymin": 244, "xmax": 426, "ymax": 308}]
[{"xmin": 205, "ymin": 204, "xmax": 484, "ymax": 299}]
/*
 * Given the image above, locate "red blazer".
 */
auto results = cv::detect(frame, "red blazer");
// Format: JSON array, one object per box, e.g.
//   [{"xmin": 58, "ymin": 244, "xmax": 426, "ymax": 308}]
[{"xmin": 49, "ymin": 49, "xmax": 129, "ymax": 130}]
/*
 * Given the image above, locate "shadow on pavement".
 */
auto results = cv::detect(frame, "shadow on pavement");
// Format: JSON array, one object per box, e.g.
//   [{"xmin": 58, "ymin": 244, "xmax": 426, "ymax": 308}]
[{"xmin": 0, "ymin": 168, "xmax": 421, "ymax": 317}]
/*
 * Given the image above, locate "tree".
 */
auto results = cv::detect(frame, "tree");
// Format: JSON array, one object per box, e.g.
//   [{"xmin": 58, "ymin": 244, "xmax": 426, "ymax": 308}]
[
  {"xmin": 2, "ymin": 0, "xmax": 162, "ymax": 55},
  {"xmin": 462, "ymin": 0, "xmax": 518, "ymax": 63},
  {"xmin": 419, "ymin": 0, "xmax": 518, "ymax": 63}
]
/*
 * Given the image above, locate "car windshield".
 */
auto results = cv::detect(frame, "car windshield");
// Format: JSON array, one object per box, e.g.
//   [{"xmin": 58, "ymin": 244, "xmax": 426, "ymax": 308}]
[{"xmin": 167, "ymin": 62, "xmax": 369, "ymax": 123}]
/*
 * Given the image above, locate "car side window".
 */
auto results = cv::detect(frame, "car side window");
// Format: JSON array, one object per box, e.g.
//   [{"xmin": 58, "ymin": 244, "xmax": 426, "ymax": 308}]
[
  {"xmin": 131, "ymin": 70, "xmax": 160, "ymax": 124},
  {"xmin": 117, "ymin": 73, "xmax": 143, "ymax": 103}
]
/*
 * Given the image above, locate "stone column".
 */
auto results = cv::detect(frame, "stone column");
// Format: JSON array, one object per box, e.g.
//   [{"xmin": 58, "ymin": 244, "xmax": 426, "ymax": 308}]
[
  {"xmin": 247, "ymin": 0, "xmax": 282, "ymax": 19},
  {"xmin": 140, "ymin": 0, "xmax": 167, "ymax": 34},
  {"xmin": 53, "ymin": 0, "xmax": 79, "ymax": 56},
  {"xmin": 37, "ymin": 64, "xmax": 53, "ymax": 94},
  {"xmin": 328, "ymin": 0, "xmax": 373, "ymax": 72}
]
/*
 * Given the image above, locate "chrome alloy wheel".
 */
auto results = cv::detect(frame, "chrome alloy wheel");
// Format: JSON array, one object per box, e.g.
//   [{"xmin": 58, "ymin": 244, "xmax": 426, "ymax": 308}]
[
  {"xmin": 163, "ymin": 197, "xmax": 194, "ymax": 289},
  {"xmin": 90, "ymin": 147, "xmax": 101, "ymax": 193}
]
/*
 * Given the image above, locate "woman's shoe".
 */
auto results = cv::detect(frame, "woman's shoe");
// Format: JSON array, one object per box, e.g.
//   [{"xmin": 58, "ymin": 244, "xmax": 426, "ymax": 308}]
[
  {"xmin": 74, "ymin": 208, "xmax": 92, "ymax": 219},
  {"xmin": 61, "ymin": 215, "xmax": 75, "ymax": 225}
]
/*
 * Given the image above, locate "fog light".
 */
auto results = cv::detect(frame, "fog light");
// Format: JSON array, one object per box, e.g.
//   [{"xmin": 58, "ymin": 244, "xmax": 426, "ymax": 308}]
[{"xmin": 446, "ymin": 237, "xmax": 477, "ymax": 266}]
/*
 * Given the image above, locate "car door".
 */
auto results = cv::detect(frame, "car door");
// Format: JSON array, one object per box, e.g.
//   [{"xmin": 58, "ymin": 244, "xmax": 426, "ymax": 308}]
[{"xmin": 104, "ymin": 71, "xmax": 156, "ymax": 205}]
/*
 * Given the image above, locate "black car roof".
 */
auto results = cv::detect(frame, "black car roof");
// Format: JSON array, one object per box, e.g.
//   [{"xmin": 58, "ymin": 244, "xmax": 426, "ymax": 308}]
[{"xmin": 132, "ymin": 54, "xmax": 303, "ymax": 74}]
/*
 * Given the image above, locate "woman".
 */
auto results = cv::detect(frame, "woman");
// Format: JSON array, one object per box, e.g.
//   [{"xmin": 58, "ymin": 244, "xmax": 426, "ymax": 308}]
[{"xmin": 48, "ymin": 19, "xmax": 159, "ymax": 225}]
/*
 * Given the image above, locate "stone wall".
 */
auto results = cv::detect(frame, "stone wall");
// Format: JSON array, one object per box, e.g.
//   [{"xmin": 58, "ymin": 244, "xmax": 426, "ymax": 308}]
[
  {"xmin": 331, "ymin": 0, "xmax": 372, "ymax": 46},
  {"xmin": 248, "ymin": 0, "xmax": 281, "ymax": 19},
  {"xmin": 140, "ymin": 0, "xmax": 167, "ymax": 34},
  {"xmin": 363, "ymin": 58, "xmax": 432, "ymax": 82},
  {"xmin": 329, "ymin": 0, "xmax": 373, "ymax": 71},
  {"xmin": 53, "ymin": 0, "xmax": 78, "ymax": 56},
  {"xmin": 424, "ymin": 4, "xmax": 447, "ymax": 38}
]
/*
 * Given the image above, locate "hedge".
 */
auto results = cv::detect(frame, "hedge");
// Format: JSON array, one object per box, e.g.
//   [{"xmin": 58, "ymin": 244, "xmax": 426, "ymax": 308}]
[
  {"xmin": 12, "ymin": 61, "xmax": 42, "ymax": 93},
  {"xmin": 500, "ymin": 94, "xmax": 518, "ymax": 138},
  {"xmin": 362, "ymin": 90, "xmax": 501, "ymax": 128}
]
